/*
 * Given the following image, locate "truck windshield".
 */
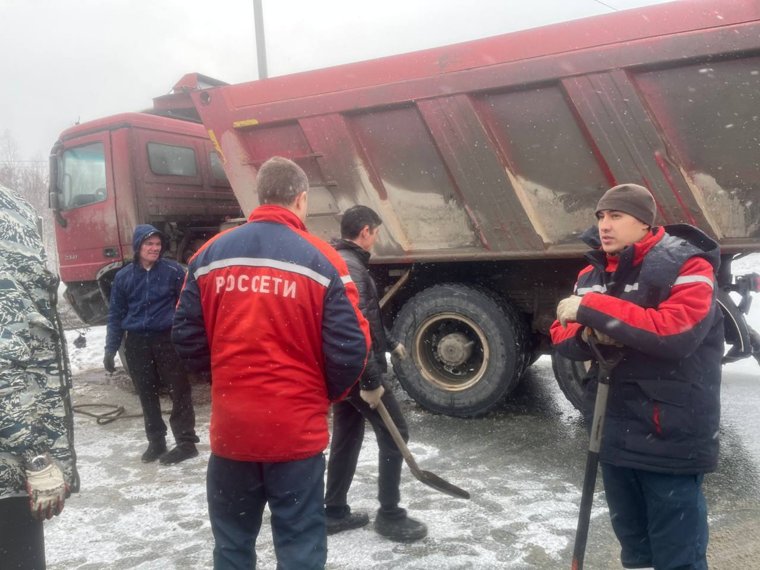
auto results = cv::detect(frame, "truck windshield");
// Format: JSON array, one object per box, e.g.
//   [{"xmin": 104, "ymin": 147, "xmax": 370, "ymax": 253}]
[{"xmin": 59, "ymin": 142, "xmax": 107, "ymax": 210}]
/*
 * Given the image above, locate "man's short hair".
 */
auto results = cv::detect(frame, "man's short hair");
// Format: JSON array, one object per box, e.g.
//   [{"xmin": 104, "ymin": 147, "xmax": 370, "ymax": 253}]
[
  {"xmin": 341, "ymin": 205, "xmax": 382, "ymax": 239},
  {"xmin": 256, "ymin": 156, "xmax": 309, "ymax": 206}
]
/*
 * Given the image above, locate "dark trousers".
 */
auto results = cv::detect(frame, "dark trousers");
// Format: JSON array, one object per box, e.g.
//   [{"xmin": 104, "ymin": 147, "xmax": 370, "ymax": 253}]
[
  {"xmin": 207, "ymin": 452, "xmax": 327, "ymax": 570},
  {"xmin": 601, "ymin": 463, "xmax": 708, "ymax": 570},
  {"xmin": 0, "ymin": 497, "xmax": 45, "ymax": 569},
  {"xmin": 325, "ymin": 382, "xmax": 408, "ymax": 515},
  {"xmin": 124, "ymin": 330, "xmax": 198, "ymax": 445}
]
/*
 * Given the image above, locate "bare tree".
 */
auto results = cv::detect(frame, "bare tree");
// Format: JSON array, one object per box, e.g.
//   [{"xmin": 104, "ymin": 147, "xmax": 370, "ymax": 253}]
[
  {"xmin": 0, "ymin": 130, "xmax": 57, "ymax": 270},
  {"xmin": 0, "ymin": 129, "xmax": 21, "ymax": 188}
]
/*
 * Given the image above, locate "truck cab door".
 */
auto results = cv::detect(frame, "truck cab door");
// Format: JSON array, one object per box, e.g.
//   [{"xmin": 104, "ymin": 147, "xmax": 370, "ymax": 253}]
[{"xmin": 52, "ymin": 132, "xmax": 121, "ymax": 287}]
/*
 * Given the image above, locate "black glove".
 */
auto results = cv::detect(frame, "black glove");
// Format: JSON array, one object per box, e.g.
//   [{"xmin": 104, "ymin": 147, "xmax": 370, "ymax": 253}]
[{"xmin": 103, "ymin": 352, "xmax": 116, "ymax": 373}]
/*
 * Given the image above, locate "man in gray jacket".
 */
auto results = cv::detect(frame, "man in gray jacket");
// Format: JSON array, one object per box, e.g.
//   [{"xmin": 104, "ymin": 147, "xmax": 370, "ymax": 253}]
[{"xmin": 0, "ymin": 184, "xmax": 79, "ymax": 569}]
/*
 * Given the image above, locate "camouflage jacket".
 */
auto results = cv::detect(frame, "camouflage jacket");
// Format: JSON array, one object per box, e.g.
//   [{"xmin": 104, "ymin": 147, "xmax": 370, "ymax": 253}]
[{"xmin": 0, "ymin": 184, "xmax": 79, "ymax": 500}]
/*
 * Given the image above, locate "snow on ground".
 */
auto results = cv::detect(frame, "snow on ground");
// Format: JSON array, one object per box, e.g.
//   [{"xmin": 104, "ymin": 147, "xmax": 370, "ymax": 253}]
[
  {"xmin": 55, "ymin": 341, "xmax": 591, "ymax": 568},
  {"xmin": 49, "ymin": 365, "xmax": 594, "ymax": 568},
  {"xmin": 65, "ymin": 325, "xmax": 114, "ymax": 375}
]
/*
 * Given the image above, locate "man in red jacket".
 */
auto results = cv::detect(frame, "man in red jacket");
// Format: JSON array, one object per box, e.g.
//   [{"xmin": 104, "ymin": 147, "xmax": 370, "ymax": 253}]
[
  {"xmin": 172, "ymin": 157, "xmax": 370, "ymax": 570},
  {"xmin": 551, "ymin": 184, "xmax": 723, "ymax": 570}
]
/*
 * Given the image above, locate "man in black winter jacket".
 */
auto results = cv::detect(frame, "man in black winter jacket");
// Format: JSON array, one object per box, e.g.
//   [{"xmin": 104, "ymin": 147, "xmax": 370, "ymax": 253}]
[{"xmin": 325, "ymin": 205, "xmax": 427, "ymax": 542}]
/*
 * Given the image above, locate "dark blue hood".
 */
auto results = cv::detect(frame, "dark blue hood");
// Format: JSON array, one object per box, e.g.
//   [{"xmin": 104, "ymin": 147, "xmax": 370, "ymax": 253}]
[
  {"xmin": 664, "ymin": 223, "xmax": 721, "ymax": 272},
  {"xmin": 132, "ymin": 224, "xmax": 167, "ymax": 260}
]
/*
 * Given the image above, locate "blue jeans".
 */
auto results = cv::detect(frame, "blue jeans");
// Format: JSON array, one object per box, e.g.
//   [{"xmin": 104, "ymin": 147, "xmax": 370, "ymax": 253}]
[
  {"xmin": 601, "ymin": 463, "xmax": 708, "ymax": 569},
  {"xmin": 207, "ymin": 453, "xmax": 327, "ymax": 570}
]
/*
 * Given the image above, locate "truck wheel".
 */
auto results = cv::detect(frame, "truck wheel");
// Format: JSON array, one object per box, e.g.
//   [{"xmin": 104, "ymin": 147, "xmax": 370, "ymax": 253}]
[
  {"xmin": 391, "ymin": 284, "xmax": 528, "ymax": 418},
  {"xmin": 551, "ymin": 352, "xmax": 590, "ymax": 411}
]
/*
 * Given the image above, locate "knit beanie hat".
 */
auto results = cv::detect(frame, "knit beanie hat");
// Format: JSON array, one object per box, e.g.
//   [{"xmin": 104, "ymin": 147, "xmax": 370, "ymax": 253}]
[{"xmin": 595, "ymin": 184, "xmax": 656, "ymax": 226}]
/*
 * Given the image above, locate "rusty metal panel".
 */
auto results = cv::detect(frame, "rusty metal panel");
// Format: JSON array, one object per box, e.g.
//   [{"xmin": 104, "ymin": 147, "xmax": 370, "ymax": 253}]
[
  {"xmin": 634, "ymin": 58, "xmax": 760, "ymax": 244},
  {"xmin": 345, "ymin": 105, "xmax": 479, "ymax": 254},
  {"xmin": 299, "ymin": 113, "xmax": 401, "ymax": 250},
  {"xmin": 564, "ymin": 65, "xmax": 760, "ymax": 251},
  {"xmin": 416, "ymin": 95, "xmax": 544, "ymax": 253},
  {"xmin": 471, "ymin": 85, "xmax": 613, "ymax": 248},
  {"xmin": 189, "ymin": 0, "xmax": 760, "ymax": 259},
  {"xmin": 563, "ymin": 71, "xmax": 712, "ymax": 230}
]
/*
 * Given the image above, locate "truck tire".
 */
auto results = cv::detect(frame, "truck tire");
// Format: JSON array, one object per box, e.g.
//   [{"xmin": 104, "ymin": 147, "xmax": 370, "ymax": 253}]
[
  {"xmin": 551, "ymin": 352, "xmax": 590, "ymax": 412},
  {"xmin": 391, "ymin": 284, "xmax": 528, "ymax": 418}
]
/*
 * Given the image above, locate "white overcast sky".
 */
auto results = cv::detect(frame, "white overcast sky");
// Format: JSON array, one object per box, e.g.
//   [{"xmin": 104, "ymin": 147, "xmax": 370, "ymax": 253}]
[{"xmin": 0, "ymin": 0, "xmax": 671, "ymax": 161}]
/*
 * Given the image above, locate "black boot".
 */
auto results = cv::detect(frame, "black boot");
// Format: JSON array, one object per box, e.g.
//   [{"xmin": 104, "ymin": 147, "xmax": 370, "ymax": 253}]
[
  {"xmin": 325, "ymin": 507, "xmax": 369, "ymax": 535},
  {"xmin": 374, "ymin": 508, "xmax": 427, "ymax": 542},
  {"xmin": 159, "ymin": 442, "xmax": 198, "ymax": 465},
  {"xmin": 141, "ymin": 439, "xmax": 167, "ymax": 463}
]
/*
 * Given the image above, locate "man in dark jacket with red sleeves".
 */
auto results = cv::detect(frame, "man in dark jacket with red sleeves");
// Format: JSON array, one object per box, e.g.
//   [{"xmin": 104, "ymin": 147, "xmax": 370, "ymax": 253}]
[
  {"xmin": 551, "ymin": 184, "xmax": 723, "ymax": 570},
  {"xmin": 325, "ymin": 205, "xmax": 427, "ymax": 543}
]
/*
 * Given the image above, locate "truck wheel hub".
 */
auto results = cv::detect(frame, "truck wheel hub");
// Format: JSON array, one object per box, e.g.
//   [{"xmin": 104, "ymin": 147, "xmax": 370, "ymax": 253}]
[{"xmin": 437, "ymin": 332, "xmax": 474, "ymax": 366}]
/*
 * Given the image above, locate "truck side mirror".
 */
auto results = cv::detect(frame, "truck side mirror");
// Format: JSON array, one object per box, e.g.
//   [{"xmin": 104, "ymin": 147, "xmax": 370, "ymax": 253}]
[
  {"xmin": 48, "ymin": 151, "xmax": 67, "ymax": 227},
  {"xmin": 49, "ymin": 190, "xmax": 67, "ymax": 228},
  {"xmin": 49, "ymin": 189, "xmax": 60, "ymax": 210}
]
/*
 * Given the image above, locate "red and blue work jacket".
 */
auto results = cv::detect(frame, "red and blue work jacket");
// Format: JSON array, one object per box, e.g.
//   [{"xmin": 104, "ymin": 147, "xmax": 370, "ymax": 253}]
[
  {"xmin": 551, "ymin": 224, "xmax": 724, "ymax": 474},
  {"xmin": 172, "ymin": 205, "xmax": 370, "ymax": 463}
]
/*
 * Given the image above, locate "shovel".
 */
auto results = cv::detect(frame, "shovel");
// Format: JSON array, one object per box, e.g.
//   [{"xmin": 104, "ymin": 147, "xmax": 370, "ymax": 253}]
[
  {"xmin": 376, "ymin": 400, "xmax": 470, "ymax": 500},
  {"xmin": 571, "ymin": 335, "xmax": 623, "ymax": 570}
]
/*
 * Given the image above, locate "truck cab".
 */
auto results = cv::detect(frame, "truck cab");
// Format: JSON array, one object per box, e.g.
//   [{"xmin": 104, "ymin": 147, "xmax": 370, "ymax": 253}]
[{"xmin": 49, "ymin": 113, "xmax": 241, "ymax": 324}]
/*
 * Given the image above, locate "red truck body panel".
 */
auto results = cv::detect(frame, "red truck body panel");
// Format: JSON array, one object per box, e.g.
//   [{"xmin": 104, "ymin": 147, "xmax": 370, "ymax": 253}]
[{"xmin": 188, "ymin": 0, "xmax": 760, "ymax": 262}]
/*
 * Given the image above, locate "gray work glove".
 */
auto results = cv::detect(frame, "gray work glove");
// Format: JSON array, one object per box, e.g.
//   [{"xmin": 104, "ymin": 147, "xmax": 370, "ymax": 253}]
[
  {"xmin": 556, "ymin": 295, "xmax": 583, "ymax": 327},
  {"xmin": 582, "ymin": 327, "xmax": 623, "ymax": 347},
  {"xmin": 360, "ymin": 385, "xmax": 385, "ymax": 409},
  {"xmin": 391, "ymin": 343, "xmax": 408, "ymax": 360},
  {"xmin": 25, "ymin": 454, "xmax": 67, "ymax": 521},
  {"xmin": 103, "ymin": 352, "xmax": 116, "ymax": 373}
]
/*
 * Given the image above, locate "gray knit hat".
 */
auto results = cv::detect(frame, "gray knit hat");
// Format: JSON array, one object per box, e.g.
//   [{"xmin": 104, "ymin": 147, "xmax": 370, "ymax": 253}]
[{"xmin": 595, "ymin": 184, "xmax": 656, "ymax": 226}]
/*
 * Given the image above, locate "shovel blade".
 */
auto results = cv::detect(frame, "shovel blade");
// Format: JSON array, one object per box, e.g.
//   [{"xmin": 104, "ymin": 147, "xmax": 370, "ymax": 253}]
[{"xmin": 418, "ymin": 469, "xmax": 471, "ymax": 499}]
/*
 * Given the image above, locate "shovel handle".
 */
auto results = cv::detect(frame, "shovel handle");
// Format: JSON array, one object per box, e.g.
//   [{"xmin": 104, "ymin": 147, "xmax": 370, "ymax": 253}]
[
  {"xmin": 376, "ymin": 400, "xmax": 422, "ymax": 475},
  {"xmin": 572, "ymin": 335, "xmax": 621, "ymax": 569},
  {"xmin": 587, "ymin": 334, "xmax": 624, "ymax": 383}
]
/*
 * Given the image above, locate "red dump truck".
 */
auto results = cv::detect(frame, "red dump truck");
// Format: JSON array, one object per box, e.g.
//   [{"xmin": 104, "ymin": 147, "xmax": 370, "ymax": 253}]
[{"xmin": 50, "ymin": 0, "xmax": 760, "ymax": 417}]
